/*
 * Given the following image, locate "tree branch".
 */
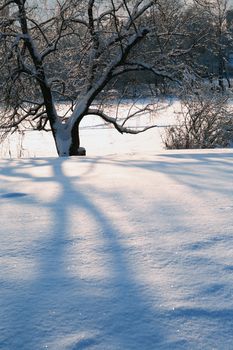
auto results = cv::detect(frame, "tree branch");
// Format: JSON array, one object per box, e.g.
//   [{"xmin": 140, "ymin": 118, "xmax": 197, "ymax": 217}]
[{"xmin": 86, "ymin": 108, "xmax": 157, "ymax": 134}]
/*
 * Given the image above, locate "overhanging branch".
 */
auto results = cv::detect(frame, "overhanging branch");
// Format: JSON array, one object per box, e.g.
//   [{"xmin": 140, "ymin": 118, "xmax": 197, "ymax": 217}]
[
  {"xmin": 111, "ymin": 61, "xmax": 179, "ymax": 85},
  {"xmin": 86, "ymin": 108, "xmax": 157, "ymax": 134}
]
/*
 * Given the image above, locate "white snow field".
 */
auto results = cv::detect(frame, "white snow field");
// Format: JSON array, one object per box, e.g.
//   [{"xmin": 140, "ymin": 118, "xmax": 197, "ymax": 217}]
[{"xmin": 0, "ymin": 148, "xmax": 233, "ymax": 350}]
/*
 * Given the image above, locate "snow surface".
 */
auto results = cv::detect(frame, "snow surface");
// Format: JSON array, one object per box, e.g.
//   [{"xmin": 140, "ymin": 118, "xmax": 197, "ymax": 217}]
[
  {"xmin": 1, "ymin": 149, "xmax": 233, "ymax": 350},
  {"xmin": 1, "ymin": 101, "xmax": 233, "ymax": 349}
]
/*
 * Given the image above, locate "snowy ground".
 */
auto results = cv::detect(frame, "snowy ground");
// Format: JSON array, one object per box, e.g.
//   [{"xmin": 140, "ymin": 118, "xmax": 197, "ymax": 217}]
[{"xmin": 0, "ymin": 101, "xmax": 233, "ymax": 349}]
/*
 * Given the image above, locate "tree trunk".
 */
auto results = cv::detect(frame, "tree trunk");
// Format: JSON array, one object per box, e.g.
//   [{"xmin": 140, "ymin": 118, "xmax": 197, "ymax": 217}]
[
  {"xmin": 69, "ymin": 122, "xmax": 81, "ymax": 156},
  {"xmin": 218, "ymin": 44, "xmax": 225, "ymax": 92},
  {"xmin": 54, "ymin": 120, "xmax": 86, "ymax": 157}
]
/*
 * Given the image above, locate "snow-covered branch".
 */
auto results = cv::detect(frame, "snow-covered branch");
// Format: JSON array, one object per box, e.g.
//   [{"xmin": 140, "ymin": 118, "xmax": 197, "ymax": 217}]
[
  {"xmin": 125, "ymin": 0, "xmax": 155, "ymax": 30},
  {"xmin": 112, "ymin": 61, "xmax": 177, "ymax": 82},
  {"xmin": 86, "ymin": 108, "xmax": 157, "ymax": 134}
]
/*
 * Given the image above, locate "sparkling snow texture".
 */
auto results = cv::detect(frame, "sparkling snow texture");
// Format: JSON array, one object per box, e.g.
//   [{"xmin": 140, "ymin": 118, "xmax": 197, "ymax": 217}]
[{"xmin": 0, "ymin": 149, "xmax": 233, "ymax": 350}]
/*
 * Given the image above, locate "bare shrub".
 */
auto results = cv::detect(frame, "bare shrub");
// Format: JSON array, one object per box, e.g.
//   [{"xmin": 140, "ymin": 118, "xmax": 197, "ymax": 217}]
[{"xmin": 163, "ymin": 91, "xmax": 233, "ymax": 149}]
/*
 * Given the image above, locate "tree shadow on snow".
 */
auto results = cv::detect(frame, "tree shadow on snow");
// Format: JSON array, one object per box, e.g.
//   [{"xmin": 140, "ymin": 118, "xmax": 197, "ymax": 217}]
[
  {"xmin": 0, "ymin": 157, "xmax": 186, "ymax": 350},
  {"xmin": 1, "ymin": 151, "xmax": 233, "ymax": 349}
]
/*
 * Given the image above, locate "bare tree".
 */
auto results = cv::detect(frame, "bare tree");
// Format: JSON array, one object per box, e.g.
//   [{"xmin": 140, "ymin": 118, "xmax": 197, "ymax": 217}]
[
  {"xmin": 192, "ymin": 0, "xmax": 233, "ymax": 90},
  {"xmin": 0, "ymin": 0, "xmax": 198, "ymax": 156}
]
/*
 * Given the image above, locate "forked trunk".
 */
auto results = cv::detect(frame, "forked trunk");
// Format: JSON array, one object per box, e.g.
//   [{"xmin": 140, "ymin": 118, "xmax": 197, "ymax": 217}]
[{"xmin": 53, "ymin": 121, "xmax": 85, "ymax": 157}]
